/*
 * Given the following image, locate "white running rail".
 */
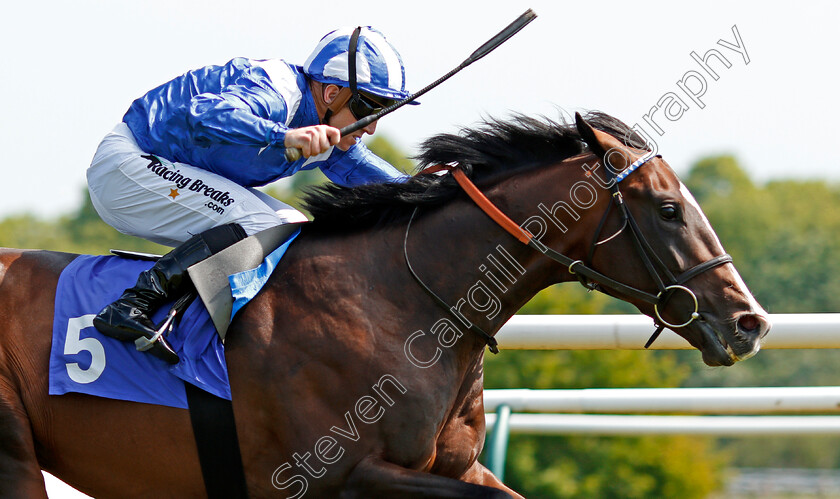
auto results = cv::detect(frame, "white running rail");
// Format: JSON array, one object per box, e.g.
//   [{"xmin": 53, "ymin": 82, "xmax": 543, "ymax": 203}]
[{"xmin": 495, "ymin": 314, "xmax": 840, "ymax": 350}]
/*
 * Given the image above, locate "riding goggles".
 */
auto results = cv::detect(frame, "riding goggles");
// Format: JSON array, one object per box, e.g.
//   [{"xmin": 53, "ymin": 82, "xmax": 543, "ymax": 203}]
[{"xmin": 348, "ymin": 92, "xmax": 395, "ymax": 120}]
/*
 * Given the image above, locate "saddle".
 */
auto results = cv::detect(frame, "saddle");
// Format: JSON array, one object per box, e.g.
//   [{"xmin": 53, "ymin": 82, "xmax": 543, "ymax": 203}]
[{"xmin": 113, "ymin": 223, "xmax": 304, "ymax": 342}]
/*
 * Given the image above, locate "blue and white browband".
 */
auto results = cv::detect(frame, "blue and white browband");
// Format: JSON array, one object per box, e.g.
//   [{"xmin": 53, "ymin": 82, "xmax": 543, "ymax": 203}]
[{"xmin": 615, "ymin": 154, "xmax": 661, "ymax": 183}]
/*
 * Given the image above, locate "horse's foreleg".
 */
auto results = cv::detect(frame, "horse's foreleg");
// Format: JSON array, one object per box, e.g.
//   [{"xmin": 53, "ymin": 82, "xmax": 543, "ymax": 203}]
[
  {"xmin": 458, "ymin": 460, "xmax": 524, "ymax": 499},
  {"xmin": 0, "ymin": 380, "xmax": 48, "ymax": 498},
  {"xmin": 340, "ymin": 456, "xmax": 513, "ymax": 498}
]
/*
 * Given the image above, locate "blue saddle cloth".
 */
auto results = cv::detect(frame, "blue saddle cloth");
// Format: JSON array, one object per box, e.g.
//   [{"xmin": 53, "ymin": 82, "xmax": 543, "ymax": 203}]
[{"xmin": 48, "ymin": 229, "xmax": 300, "ymax": 409}]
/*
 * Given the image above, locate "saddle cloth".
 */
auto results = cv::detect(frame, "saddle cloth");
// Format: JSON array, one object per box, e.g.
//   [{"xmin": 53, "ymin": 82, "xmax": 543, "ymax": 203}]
[{"xmin": 48, "ymin": 227, "xmax": 301, "ymax": 409}]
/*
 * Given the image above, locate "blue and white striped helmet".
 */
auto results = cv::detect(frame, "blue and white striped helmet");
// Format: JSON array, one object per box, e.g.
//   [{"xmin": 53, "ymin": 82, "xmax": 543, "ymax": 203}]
[{"xmin": 303, "ymin": 26, "xmax": 411, "ymax": 101}]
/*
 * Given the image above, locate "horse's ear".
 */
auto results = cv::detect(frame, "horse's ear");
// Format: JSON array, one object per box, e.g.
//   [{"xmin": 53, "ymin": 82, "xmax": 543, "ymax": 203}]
[
  {"xmin": 575, "ymin": 112, "xmax": 607, "ymax": 158},
  {"xmin": 575, "ymin": 112, "xmax": 636, "ymax": 171}
]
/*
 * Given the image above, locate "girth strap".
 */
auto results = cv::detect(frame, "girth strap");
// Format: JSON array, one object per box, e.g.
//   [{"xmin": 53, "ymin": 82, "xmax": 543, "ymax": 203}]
[{"xmin": 185, "ymin": 383, "xmax": 249, "ymax": 498}]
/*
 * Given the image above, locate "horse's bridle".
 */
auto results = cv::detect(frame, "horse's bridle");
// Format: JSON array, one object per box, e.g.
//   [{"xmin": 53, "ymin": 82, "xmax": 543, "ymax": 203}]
[{"xmin": 405, "ymin": 153, "xmax": 733, "ymax": 353}]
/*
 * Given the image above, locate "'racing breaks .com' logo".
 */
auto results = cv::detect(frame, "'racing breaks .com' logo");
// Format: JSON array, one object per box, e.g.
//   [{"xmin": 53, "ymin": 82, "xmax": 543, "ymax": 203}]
[{"xmin": 142, "ymin": 154, "xmax": 236, "ymax": 214}]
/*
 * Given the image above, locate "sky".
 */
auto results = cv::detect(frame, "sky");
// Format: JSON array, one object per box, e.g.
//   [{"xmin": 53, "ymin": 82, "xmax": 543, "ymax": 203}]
[{"xmin": 1, "ymin": 0, "xmax": 838, "ymax": 219}]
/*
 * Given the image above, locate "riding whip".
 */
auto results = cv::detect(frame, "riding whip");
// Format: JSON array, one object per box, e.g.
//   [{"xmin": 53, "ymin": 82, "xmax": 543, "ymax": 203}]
[{"xmin": 285, "ymin": 8, "xmax": 538, "ymax": 162}]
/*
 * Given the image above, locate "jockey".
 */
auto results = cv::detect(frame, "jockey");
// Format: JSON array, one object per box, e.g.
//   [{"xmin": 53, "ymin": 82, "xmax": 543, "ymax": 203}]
[{"xmin": 87, "ymin": 26, "xmax": 411, "ymax": 364}]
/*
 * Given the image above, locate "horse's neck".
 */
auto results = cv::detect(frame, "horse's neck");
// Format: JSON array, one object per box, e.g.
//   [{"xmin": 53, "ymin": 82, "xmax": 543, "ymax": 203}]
[{"xmin": 283, "ymin": 168, "xmax": 593, "ymax": 363}]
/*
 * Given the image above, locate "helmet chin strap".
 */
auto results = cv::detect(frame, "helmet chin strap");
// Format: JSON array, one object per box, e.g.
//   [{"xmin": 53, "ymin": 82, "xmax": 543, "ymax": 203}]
[{"xmin": 315, "ymin": 26, "xmax": 362, "ymax": 125}]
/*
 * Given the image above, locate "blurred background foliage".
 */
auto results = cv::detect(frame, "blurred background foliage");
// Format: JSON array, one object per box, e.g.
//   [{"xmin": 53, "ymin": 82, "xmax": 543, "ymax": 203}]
[{"xmin": 2, "ymin": 135, "xmax": 839, "ymax": 498}]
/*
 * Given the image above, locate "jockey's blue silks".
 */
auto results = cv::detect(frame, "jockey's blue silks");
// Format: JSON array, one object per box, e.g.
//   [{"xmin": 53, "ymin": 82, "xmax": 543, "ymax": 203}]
[{"xmin": 122, "ymin": 58, "xmax": 408, "ymax": 188}]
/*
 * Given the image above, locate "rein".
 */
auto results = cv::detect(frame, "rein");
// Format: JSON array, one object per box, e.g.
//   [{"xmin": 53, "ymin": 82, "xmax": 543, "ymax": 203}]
[
  {"xmin": 404, "ymin": 207, "xmax": 499, "ymax": 354},
  {"xmin": 406, "ymin": 154, "xmax": 732, "ymax": 352}
]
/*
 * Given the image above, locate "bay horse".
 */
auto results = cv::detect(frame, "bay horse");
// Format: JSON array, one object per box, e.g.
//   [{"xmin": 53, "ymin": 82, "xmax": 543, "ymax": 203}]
[{"xmin": 0, "ymin": 112, "xmax": 769, "ymax": 497}]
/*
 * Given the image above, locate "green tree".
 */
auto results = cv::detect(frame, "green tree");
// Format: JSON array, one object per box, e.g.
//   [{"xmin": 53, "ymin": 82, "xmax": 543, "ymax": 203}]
[
  {"xmin": 685, "ymin": 154, "xmax": 754, "ymax": 203},
  {"xmin": 365, "ymin": 134, "xmax": 416, "ymax": 173}
]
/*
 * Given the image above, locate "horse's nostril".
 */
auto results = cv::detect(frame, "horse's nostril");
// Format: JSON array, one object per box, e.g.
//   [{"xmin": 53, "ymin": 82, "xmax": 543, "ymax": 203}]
[{"xmin": 737, "ymin": 314, "xmax": 761, "ymax": 333}]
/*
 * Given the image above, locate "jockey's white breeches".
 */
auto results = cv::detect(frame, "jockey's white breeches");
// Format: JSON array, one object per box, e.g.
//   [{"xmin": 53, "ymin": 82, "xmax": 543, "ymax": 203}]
[{"xmin": 87, "ymin": 123, "xmax": 307, "ymax": 247}]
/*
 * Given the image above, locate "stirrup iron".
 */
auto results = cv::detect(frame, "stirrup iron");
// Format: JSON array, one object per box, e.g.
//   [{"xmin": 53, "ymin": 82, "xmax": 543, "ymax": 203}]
[
  {"xmin": 135, "ymin": 309, "xmax": 176, "ymax": 352},
  {"xmin": 134, "ymin": 291, "xmax": 196, "ymax": 352}
]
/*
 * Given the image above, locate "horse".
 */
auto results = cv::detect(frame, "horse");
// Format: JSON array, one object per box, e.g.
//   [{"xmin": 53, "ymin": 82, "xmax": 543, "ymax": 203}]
[{"xmin": 0, "ymin": 112, "xmax": 770, "ymax": 497}]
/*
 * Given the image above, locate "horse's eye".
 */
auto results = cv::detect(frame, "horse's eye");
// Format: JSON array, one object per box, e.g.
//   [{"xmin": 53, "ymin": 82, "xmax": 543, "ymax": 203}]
[{"xmin": 660, "ymin": 204, "xmax": 679, "ymax": 221}]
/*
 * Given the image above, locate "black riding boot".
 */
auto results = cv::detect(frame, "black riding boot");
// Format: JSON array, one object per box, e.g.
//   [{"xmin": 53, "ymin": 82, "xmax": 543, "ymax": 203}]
[{"xmin": 93, "ymin": 223, "xmax": 247, "ymax": 364}]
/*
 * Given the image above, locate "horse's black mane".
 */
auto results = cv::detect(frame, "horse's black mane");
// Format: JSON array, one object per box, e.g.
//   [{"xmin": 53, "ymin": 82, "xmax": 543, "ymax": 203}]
[{"xmin": 302, "ymin": 111, "xmax": 646, "ymax": 231}]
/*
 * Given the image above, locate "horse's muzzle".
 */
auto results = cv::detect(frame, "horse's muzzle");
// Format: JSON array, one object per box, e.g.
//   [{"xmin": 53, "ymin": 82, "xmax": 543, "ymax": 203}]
[{"xmin": 697, "ymin": 312, "xmax": 771, "ymax": 367}]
